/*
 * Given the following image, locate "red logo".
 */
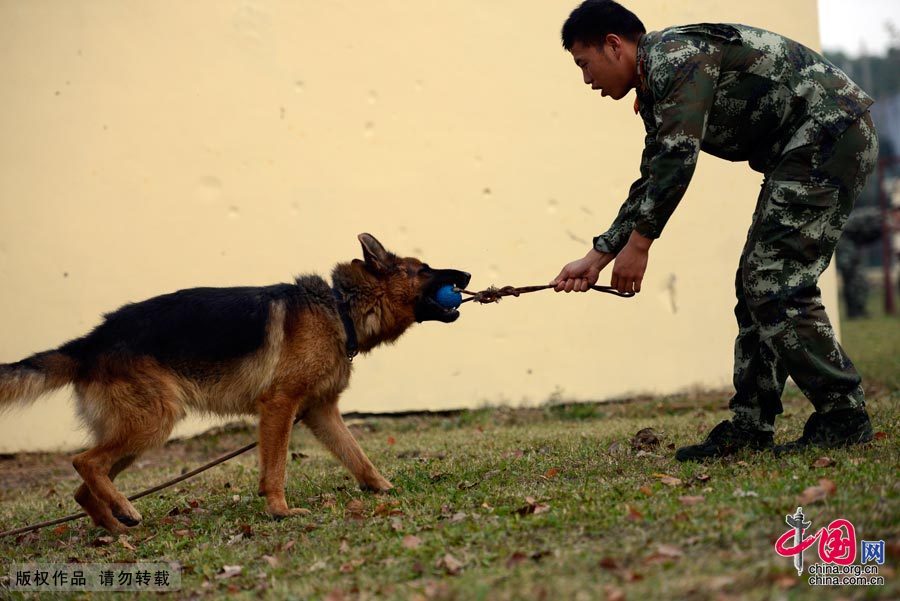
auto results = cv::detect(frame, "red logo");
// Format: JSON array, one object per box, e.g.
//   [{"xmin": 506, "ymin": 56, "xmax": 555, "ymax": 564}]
[{"xmin": 775, "ymin": 510, "xmax": 857, "ymax": 568}]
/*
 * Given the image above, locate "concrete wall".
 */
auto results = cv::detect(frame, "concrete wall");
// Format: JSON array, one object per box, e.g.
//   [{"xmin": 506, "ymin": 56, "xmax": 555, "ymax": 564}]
[{"xmin": 0, "ymin": 0, "xmax": 830, "ymax": 452}]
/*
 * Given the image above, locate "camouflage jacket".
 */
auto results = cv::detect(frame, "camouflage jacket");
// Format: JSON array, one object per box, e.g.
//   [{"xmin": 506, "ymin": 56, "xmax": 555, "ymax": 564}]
[{"xmin": 594, "ymin": 24, "xmax": 874, "ymax": 254}]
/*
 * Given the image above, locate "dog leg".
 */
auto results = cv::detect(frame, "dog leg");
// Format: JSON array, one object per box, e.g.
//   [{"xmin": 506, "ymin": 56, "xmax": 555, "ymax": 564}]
[
  {"xmin": 303, "ymin": 401, "xmax": 393, "ymax": 492},
  {"xmin": 73, "ymin": 455, "xmax": 136, "ymax": 533},
  {"xmin": 72, "ymin": 448, "xmax": 143, "ymax": 528},
  {"xmin": 257, "ymin": 393, "xmax": 305, "ymax": 518}
]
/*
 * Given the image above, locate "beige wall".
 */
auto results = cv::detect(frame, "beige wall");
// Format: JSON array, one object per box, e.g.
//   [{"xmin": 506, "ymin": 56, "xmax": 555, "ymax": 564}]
[{"xmin": 0, "ymin": 0, "xmax": 831, "ymax": 452}]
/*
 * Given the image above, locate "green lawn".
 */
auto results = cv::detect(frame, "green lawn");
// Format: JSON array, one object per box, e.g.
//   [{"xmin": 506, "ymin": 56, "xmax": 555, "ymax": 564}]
[{"xmin": 0, "ymin": 306, "xmax": 897, "ymax": 599}]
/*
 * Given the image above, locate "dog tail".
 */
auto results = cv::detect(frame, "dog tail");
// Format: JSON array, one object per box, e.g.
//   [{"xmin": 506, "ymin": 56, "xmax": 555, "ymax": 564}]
[{"xmin": 0, "ymin": 351, "xmax": 77, "ymax": 412}]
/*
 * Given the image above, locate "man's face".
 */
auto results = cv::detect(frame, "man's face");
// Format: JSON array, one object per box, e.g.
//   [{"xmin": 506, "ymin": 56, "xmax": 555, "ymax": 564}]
[{"xmin": 569, "ymin": 38, "xmax": 635, "ymax": 100}]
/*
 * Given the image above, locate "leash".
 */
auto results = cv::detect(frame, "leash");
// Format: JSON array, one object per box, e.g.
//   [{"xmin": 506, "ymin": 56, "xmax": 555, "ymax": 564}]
[
  {"xmin": 459, "ymin": 284, "xmax": 635, "ymax": 304},
  {"xmin": 1, "ymin": 283, "xmax": 632, "ymax": 540},
  {"xmin": 0, "ymin": 416, "xmax": 302, "ymax": 540}
]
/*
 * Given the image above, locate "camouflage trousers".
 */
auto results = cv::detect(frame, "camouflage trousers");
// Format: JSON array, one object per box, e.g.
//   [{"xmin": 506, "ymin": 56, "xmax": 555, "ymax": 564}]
[{"xmin": 730, "ymin": 113, "xmax": 878, "ymax": 433}]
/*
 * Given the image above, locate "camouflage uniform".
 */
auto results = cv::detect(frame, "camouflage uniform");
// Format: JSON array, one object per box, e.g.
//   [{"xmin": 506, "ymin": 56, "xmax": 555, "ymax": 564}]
[
  {"xmin": 835, "ymin": 207, "xmax": 883, "ymax": 318},
  {"xmin": 592, "ymin": 24, "xmax": 878, "ymax": 433}
]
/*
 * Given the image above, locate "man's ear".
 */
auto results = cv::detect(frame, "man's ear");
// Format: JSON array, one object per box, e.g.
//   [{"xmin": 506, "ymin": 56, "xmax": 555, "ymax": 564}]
[
  {"xmin": 358, "ymin": 233, "xmax": 392, "ymax": 273},
  {"xmin": 605, "ymin": 33, "xmax": 622, "ymax": 57}
]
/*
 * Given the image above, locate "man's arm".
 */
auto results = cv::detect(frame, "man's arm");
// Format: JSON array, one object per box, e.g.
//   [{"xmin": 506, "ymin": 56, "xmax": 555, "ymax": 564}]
[
  {"xmin": 633, "ymin": 35, "xmax": 721, "ymax": 239},
  {"xmin": 593, "ymin": 129, "xmax": 657, "ymax": 255}
]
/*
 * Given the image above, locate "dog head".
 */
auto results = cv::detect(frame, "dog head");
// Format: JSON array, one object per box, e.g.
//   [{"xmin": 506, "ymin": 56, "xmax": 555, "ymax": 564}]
[
  {"xmin": 332, "ymin": 234, "xmax": 470, "ymax": 349},
  {"xmin": 356, "ymin": 233, "xmax": 471, "ymax": 324}
]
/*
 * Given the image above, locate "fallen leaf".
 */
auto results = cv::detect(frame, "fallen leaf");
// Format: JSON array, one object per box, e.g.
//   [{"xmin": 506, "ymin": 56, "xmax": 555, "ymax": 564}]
[
  {"xmin": 280, "ymin": 540, "xmax": 296, "ymax": 553},
  {"xmin": 402, "ymin": 535, "xmax": 421, "ymax": 549},
  {"xmin": 15, "ymin": 533, "xmax": 38, "ymax": 545},
  {"xmin": 339, "ymin": 559, "xmax": 364, "ymax": 573},
  {"xmin": 607, "ymin": 441, "xmax": 625, "ymax": 455},
  {"xmin": 437, "ymin": 553, "xmax": 463, "ymax": 575},
  {"xmin": 387, "ymin": 436, "xmax": 396, "ymax": 445},
  {"xmin": 695, "ymin": 474, "xmax": 711, "ymax": 482},
  {"xmin": 797, "ymin": 485, "xmax": 828, "ymax": 505},
  {"xmin": 874, "ymin": 431, "xmax": 887, "ymax": 441},
  {"xmin": 173, "ymin": 530, "xmax": 191, "ymax": 538},
  {"xmin": 506, "ymin": 552, "xmax": 528, "ymax": 568},
  {"xmin": 679, "ymin": 495, "xmax": 705, "ymax": 506},
  {"xmin": 598, "ymin": 557, "xmax": 620, "ymax": 570},
  {"xmin": 631, "ymin": 428, "xmax": 661, "ymax": 451},
  {"xmin": 544, "ymin": 468, "xmax": 559, "ymax": 479},
  {"xmin": 655, "ymin": 544, "xmax": 683, "ymax": 558},
  {"xmin": 374, "ymin": 500, "xmax": 402, "ymax": 517},
  {"xmin": 226, "ymin": 534, "xmax": 244, "ymax": 546},
  {"xmin": 639, "ymin": 485, "xmax": 654, "ymax": 496},
  {"xmin": 308, "ymin": 560, "xmax": 326, "ymax": 572},
  {"xmin": 262, "ymin": 555, "xmax": 279, "ymax": 568},
  {"xmin": 450, "ymin": 511, "xmax": 467, "ymax": 523},
  {"xmin": 339, "ymin": 540, "xmax": 350, "ymax": 553},
  {"xmin": 188, "ymin": 499, "xmax": 200, "ymax": 509},
  {"xmin": 625, "ymin": 504, "xmax": 643, "ymax": 522},
  {"xmin": 345, "ymin": 500, "xmax": 366, "ymax": 521},
  {"xmin": 516, "ymin": 498, "xmax": 550, "ymax": 516},
  {"xmin": 92, "ymin": 536, "xmax": 114, "ymax": 547},
  {"xmin": 634, "ymin": 450, "xmax": 659, "ymax": 458},
  {"xmin": 812, "ymin": 457, "xmax": 835, "ymax": 468},
  {"xmin": 216, "ymin": 565, "xmax": 243, "ymax": 580},
  {"xmin": 118, "ymin": 536, "xmax": 136, "ymax": 551},
  {"xmin": 654, "ymin": 474, "xmax": 682, "ymax": 487},
  {"xmin": 53, "ymin": 525, "xmax": 69, "ymax": 536}
]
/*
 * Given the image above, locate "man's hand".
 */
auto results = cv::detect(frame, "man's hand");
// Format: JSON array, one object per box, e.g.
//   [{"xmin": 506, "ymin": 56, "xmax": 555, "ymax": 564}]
[
  {"xmin": 610, "ymin": 230, "xmax": 652, "ymax": 293},
  {"xmin": 552, "ymin": 248, "xmax": 613, "ymax": 292}
]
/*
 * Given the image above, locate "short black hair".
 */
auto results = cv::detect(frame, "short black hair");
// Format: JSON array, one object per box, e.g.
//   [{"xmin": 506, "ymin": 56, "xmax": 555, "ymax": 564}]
[{"xmin": 561, "ymin": 0, "xmax": 646, "ymax": 50}]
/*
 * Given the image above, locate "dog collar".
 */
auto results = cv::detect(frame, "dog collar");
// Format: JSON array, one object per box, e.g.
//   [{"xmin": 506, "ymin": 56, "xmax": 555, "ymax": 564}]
[{"xmin": 332, "ymin": 286, "xmax": 359, "ymax": 361}]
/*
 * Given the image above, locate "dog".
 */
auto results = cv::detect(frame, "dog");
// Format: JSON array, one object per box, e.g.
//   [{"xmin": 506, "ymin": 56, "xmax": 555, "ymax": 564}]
[{"xmin": 0, "ymin": 233, "xmax": 470, "ymax": 532}]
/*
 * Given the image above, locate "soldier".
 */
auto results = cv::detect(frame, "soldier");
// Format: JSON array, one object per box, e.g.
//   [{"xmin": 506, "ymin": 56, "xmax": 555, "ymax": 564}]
[
  {"xmin": 835, "ymin": 206, "xmax": 882, "ymax": 319},
  {"xmin": 551, "ymin": 1, "xmax": 878, "ymax": 459}
]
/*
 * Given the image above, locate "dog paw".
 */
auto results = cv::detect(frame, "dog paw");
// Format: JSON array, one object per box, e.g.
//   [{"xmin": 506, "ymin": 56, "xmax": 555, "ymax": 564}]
[
  {"xmin": 269, "ymin": 507, "xmax": 311, "ymax": 520},
  {"xmin": 361, "ymin": 479, "xmax": 394, "ymax": 493},
  {"xmin": 111, "ymin": 504, "xmax": 143, "ymax": 528}
]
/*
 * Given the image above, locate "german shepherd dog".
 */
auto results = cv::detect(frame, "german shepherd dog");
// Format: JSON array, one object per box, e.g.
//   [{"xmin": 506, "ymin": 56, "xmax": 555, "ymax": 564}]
[{"xmin": 0, "ymin": 234, "xmax": 470, "ymax": 533}]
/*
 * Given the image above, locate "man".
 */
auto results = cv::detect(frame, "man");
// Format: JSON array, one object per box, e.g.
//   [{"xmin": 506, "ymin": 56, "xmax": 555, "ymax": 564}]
[
  {"xmin": 551, "ymin": 0, "xmax": 877, "ymax": 459},
  {"xmin": 835, "ymin": 206, "xmax": 882, "ymax": 319}
]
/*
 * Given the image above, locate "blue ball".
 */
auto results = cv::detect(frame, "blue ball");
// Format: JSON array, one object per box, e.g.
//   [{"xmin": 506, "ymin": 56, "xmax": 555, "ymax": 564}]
[{"xmin": 434, "ymin": 284, "xmax": 462, "ymax": 309}]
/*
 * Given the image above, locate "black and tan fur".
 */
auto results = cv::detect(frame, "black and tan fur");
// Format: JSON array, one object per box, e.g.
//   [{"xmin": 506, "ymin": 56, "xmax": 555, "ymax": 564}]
[{"xmin": 0, "ymin": 234, "xmax": 470, "ymax": 533}]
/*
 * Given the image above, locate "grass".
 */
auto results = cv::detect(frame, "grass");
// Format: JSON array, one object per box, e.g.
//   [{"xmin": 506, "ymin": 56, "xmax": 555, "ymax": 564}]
[{"xmin": 0, "ymin": 303, "xmax": 897, "ymax": 599}]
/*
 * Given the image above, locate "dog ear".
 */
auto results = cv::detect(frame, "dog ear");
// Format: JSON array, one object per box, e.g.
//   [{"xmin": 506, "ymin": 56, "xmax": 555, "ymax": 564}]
[{"xmin": 358, "ymin": 233, "xmax": 392, "ymax": 273}]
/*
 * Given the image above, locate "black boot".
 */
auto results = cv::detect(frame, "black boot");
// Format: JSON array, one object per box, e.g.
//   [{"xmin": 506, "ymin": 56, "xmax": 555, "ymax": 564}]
[
  {"xmin": 675, "ymin": 420, "xmax": 774, "ymax": 462},
  {"xmin": 774, "ymin": 407, "xmax": 873, "ymax": 454}
]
